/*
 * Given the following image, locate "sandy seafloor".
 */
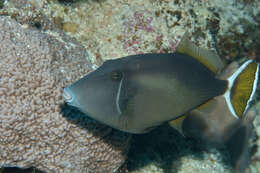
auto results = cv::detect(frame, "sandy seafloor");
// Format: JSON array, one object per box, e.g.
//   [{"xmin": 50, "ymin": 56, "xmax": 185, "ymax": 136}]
[{"xmin": 0, "ymin": 0, "xmax": 260, "ymax": 172}]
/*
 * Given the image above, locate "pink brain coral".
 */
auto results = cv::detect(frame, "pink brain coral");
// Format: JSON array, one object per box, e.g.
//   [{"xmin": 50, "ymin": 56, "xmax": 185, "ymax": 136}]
[{"xmin": 0, "ymin": 16, "xmax": 130, "ymax": 173}]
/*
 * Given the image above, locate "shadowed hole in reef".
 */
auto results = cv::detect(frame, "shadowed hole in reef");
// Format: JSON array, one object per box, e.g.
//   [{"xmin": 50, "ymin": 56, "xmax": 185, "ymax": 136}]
[
  {"xmin": 0, "ymin": 167, "xmax": 45, "ymax": 173},
  {"xmin": 0, "ymin": 0, "xmax": 4, "ymax": 9},
  {"xmin": 57, "ymin": 0, "xmax": 107, "ymax": 5},
  {"xmin": 31, "ymin": 21, "xmax": 42, "ymax": 30},
  {"xmin": 58, "ymin": 0, "xmax": 80, "ymax": 4}
]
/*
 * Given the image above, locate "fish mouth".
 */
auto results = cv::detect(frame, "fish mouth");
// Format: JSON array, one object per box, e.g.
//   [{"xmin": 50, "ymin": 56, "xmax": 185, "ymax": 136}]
[
  {"xmin": 63, "ymin": 87, "xmax": 82, "ymax": 109},
  {"xmin": 63, "ymin": 87, "xmax": 73, "ymax": 102}
]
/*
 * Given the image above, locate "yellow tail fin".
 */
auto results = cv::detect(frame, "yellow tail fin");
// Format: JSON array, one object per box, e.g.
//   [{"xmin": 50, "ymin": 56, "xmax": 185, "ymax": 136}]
[{"xmin": 224, "ymin": 60, "xmax": 259, "ymax": 119}]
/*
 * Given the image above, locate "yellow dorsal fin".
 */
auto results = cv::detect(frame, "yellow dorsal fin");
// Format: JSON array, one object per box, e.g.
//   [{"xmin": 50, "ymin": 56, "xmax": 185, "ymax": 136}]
[
  {"xmin": 176, "ymin": 32, "xmax": 225, "ymax": 74},
  {"xmin": 226, "ymin": 60, "xmax": 259, "ymax": 119},
  {"xmin": 168, "ymin": 115, "xmax": 187, "ymax": 136}
]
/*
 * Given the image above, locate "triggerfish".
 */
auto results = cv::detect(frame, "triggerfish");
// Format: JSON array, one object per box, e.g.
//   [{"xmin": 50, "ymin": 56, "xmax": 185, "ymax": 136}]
[{"xmin": 63, "ymin": 32, "xmax": 259, "ymax": 135}]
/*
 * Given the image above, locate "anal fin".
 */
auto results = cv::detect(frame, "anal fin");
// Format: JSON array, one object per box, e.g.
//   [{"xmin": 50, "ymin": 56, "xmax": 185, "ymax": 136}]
[{"xmin": 168, "ymin": 115, "xmax": 187, "ymax": 136}]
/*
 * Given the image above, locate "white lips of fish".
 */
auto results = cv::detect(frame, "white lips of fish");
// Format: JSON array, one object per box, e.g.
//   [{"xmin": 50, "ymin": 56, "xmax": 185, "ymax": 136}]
[{"xmin": 63, "ymin": 87, "xmax": 81, "ymax": 108}]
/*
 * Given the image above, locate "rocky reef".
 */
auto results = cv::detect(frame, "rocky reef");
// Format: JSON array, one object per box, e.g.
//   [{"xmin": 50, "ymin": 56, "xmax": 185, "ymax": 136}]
[{"xmin": 0, "ymin": 0, "xmax": 260, "ymax": 172}]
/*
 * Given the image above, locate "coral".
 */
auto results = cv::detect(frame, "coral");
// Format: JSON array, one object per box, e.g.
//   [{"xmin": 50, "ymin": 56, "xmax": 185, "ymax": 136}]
[{"xmin": 0, "ymin": 16, "xmax": 130, "ymax": 173}]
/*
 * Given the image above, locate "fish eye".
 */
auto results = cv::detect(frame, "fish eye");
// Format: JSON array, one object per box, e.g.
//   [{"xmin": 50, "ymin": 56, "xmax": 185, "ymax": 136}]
[{"xmin": 111, "ymin": 71, "xmax": 123, "ymax": 81}]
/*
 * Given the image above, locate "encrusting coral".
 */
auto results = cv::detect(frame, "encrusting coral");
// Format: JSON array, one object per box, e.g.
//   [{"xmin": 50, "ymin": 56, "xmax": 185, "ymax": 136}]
[{"xmin": 0, "ymin": 16, "xmax": 130, "ymax": 173}]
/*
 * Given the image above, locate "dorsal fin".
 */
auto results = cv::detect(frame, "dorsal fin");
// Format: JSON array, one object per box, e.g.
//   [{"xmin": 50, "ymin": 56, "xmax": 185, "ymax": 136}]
[{"xmin": 176, "ymin": 32, "xmax": 225, "ymax": 74}]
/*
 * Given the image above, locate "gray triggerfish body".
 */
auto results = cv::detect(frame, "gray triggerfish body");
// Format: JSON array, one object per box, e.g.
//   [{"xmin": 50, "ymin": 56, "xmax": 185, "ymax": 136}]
[{"xmin": 63, "ymin": 33, "xmax": 259, "ymax": 135}]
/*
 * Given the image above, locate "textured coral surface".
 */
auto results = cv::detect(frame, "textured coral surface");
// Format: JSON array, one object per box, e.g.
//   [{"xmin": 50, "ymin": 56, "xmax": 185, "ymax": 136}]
[{"xmin": 0, "ymin": 16, "xmax": 130, "ymax": 173}]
